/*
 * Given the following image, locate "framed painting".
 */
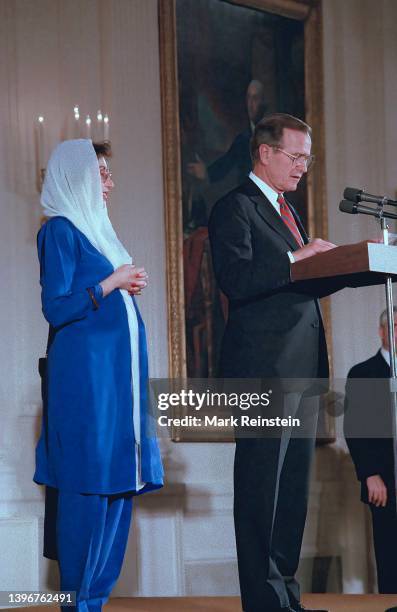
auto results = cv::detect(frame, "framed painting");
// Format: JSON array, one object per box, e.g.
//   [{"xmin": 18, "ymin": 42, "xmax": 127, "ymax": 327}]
[{"xmin": 159, "ymin": 0, "xmax": 330, "ymax": 441}]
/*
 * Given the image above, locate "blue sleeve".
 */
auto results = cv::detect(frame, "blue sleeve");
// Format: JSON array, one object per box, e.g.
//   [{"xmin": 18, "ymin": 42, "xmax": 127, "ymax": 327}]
[{"xmin": 38, "ymin": 218, "xmax": 104, "ymax": 328}]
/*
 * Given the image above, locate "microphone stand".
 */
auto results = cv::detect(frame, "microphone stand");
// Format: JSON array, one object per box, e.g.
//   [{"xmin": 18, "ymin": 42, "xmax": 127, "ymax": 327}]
[
  {"xmin": 340, "ymin": 195, "xmax": 397, "ymax": 510},
  {"xmin": 380, "ymin": 215, "xmax": 397, "ymax": 514}
]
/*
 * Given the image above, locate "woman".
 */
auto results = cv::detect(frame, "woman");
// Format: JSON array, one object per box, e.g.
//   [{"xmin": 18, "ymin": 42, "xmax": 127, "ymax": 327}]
[{"xmin": 34, "ymin": 139, "xmax": 163, "ymax": 610}]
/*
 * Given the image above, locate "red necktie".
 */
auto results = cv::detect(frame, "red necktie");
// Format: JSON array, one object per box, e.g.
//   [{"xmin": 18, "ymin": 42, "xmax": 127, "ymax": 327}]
[{"xmin": 277, "ymin": 194, "xmax": 304, "ymax": 247}]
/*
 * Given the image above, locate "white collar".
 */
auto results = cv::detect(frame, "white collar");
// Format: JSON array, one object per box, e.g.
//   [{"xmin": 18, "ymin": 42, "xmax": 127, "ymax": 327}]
[
  {"xmin": 380, "ymin": 347, "xmax": 393, "ymax": 366},
  {"xmin": 249, "ymin": 171, "xmax": 280, "ymax": 210}
]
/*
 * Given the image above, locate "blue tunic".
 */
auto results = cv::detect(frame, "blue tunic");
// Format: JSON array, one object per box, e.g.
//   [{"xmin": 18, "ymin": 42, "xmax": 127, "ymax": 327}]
[{"xmin": 34, "ymin": 216, "xmax": 164, "ymax": 495}]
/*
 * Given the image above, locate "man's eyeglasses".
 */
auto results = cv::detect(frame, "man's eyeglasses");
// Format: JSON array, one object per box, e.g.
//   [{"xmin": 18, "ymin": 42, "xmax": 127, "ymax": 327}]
[{"xmin": 271, "ymin": 146, "xmax": 315, "ymax": 170}]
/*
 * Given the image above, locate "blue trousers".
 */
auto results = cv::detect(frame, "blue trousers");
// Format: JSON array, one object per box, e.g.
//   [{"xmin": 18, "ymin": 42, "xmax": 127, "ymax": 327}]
[{"xmin": 56, "ymin": 490, "xmax": 133, "ymax": 612}]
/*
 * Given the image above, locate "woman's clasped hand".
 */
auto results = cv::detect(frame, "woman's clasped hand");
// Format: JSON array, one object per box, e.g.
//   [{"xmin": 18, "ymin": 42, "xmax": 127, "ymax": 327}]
[
  {"xmin": 100, "ymin": 264, "xmax": 148, "ymax": 297},
  {"xmin": 114, "ymin": 264, "xmax": 148, "ymax": 295}
]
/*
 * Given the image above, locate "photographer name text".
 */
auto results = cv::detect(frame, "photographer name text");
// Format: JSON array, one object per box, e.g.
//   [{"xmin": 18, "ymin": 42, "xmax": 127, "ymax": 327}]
[{"xmin": 157, "ymin": 415, "xmax": 300, "ymax": 428}]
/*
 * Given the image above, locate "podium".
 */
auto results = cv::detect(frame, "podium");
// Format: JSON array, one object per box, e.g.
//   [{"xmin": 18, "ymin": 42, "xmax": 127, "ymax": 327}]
[{"xmin": 291, "ymin": 241, "xmax": 397, "ymax": 284}]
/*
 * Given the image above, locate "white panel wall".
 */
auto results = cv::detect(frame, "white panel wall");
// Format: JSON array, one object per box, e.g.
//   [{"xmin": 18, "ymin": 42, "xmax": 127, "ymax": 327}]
[{"xmin": 323, "ymin": 0, "xmax": 397, "ymax": 377}]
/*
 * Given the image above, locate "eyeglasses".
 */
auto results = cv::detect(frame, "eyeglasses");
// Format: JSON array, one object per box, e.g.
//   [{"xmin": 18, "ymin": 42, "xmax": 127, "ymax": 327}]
[
  {"xmin": 99, "ymin": 168, "xmax": 112, "ymax": 181},
  {"xmin": 271, "ymin": 146, "xmax": 315, "ymax": 170}
]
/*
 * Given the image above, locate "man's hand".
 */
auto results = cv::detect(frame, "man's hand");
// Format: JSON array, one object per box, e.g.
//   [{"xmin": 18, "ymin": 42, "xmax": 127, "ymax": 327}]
[
  {"xmin": 366, "ymin": 474, "xmax": 387, "ymax": 507},
  {"xmin": 293, "ymin": 238, "xmax": 337, "ymax": 262}
]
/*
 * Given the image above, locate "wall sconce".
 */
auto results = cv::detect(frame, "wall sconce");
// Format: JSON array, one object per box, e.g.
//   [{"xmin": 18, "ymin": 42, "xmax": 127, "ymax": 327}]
[
  {"xmin": 36, "ymin": 115, "xmax": 46, "ymax": 192},
  {"xmin": 73, "ymin": 105, "xmax": 109, "ymax": 140}
]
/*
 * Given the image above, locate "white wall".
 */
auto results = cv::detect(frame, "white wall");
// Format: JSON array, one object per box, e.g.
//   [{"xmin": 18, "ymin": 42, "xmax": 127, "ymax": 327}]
[
  {"xmin": 323, "ymin": 0, "xmax": 397, "ymax": 377},
  {"xmin": 0, "ymin": 0, "xmax": 396, "ymax": 598},
  {"xmin": 320, "ymin": 0, "xmax": 397, "ymax": 592}
]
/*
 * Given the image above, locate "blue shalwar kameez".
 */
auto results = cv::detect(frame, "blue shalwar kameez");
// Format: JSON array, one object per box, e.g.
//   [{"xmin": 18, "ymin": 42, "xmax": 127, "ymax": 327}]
[{"xmin": 34, "ymin": 216, "xmax": 163, "ymax": 610}]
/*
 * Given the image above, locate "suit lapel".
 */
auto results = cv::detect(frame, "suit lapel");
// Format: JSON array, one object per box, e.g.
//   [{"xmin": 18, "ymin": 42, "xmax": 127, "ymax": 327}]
[{"xmin": 242, "ymin": 178, "xmax": 306, "ymax": 250}]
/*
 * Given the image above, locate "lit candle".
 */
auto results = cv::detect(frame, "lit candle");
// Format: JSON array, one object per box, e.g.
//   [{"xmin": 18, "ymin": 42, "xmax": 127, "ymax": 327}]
[
  {"xmin": 37, "ymin": 115, "xmax": 45, "ymax": 171},
  {"xmin": 104, "ymin": 114, "xmax": 109, "ymax": 140},
  {"xmin": 97, "ymin": 110, "xmax": 103, "ymax": 141},
  {"xmin": 85, "ymin": 114, "xmax": 91, "ymax": 138},
  {"xmin": 74, "ymin": 105, "xmax": 80, "ymax": 138}
]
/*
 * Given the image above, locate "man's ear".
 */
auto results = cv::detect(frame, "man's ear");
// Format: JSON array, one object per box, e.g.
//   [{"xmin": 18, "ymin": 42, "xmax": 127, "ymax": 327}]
[{"xmin": 258, "ymin": 143, "xmax": 270, "ymax": 166}]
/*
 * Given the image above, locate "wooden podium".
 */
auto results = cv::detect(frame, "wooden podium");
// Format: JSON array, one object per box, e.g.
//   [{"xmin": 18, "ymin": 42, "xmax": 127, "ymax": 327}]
[{"xmin": 291, "ymin": 241, "xmax": 397, "ymax": 287}]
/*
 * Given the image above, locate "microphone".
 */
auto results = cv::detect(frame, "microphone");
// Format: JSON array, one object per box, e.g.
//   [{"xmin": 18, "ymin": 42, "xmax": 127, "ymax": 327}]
[
  {"xmin": 339, "ymin": 199, "xmax": 397, "ymax": 220},
  {"xmin": 344, "ymin": 187, "xmax": 397, "ymax": 207}
]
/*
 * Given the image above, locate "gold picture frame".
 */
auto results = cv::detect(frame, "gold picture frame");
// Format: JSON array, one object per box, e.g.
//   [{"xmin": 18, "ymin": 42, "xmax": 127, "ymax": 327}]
[{"xmin": 159, "ymin": 0, "xmax": 331, "ymax": 441}]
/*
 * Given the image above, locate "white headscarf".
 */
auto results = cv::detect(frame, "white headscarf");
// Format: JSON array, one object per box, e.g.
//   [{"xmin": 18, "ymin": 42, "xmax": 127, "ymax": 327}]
[
  {"xmin": 41, "ymin": 138, "xmax": 145, "ymax": 490},
  {"xmin": 41, "ymin": 138, "xmax": 132, "ymax": 268}
]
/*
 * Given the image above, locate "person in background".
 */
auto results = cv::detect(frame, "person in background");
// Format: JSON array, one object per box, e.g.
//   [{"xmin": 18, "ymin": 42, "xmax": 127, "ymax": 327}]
[
  {"xmin": 344, "ymin": 308, "xmax": 397, "ymax": 610},
  {"xmin": 34, "ymin": 139, "xmax": 163, "ymax": 611},
  {"xmin": 187, "ymin": 79, "xmax": 267, "ymax": 186}
]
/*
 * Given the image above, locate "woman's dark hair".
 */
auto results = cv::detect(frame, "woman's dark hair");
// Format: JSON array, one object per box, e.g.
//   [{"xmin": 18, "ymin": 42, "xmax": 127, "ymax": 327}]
[{"xmin": 93, "ymin": 141, "xmax": 112, "ymax": 158}]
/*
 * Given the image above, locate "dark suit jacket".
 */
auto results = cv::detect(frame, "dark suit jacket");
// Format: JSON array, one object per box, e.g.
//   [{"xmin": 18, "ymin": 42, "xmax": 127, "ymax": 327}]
[
  {"xmin": 208, "ymin": 177, "xmax": 331, "ymax": 379},
  {"xmin": 344, "ymin": 351, "xmax": 395, "ymax": 503}
]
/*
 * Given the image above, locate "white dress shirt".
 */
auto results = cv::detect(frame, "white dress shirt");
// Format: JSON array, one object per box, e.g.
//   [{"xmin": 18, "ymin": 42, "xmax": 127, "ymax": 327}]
[
  {"xmin": 380, "ymin": 347, "xmax": 397, "ymax": 369},
  {"xmin": 249, "ymin": 171, "xmax": 296, "ymax": 263},
  {"xmin": 381, "ymin": 347, "xmax": 390, "ymax": 366}
]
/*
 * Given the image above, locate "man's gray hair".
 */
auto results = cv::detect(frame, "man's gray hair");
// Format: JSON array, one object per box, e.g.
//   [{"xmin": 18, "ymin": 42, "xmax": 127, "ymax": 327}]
[
  {"xmin": 250, "ymin": 113, "xmax": 311, "ymax": 163},
  {"xmin": 379, "ymin": 306, "xmax": 397, "ymax": 327}
]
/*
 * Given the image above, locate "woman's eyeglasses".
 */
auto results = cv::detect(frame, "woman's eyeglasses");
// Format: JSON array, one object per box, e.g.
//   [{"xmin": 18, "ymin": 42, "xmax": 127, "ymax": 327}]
[{"xmin": 100, "ymin": 168, "xmax": 112, "ymax": 181}]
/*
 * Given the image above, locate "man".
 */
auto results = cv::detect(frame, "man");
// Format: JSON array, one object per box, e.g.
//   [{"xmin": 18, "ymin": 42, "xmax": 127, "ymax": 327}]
[
  {"xmin": 208, "ymin": 113, "xmax": 337, "ymax": 612},
  {"xmin": 344, "ymin": 308, "xmax": 397, "ymax": 611},
  {"xmin": 188, "ymin": 80, "xmax": 266, "ymax": 186}
]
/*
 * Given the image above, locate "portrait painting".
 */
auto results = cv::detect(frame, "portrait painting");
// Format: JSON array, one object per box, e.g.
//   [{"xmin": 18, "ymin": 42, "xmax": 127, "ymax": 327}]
[
  {"xmin": 159, "ymin": 0, "xmax": 329, "ymax": 440},
  {"xmin": 178, "ymin": 0, "xmax": 308, "ymax": 379}
]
